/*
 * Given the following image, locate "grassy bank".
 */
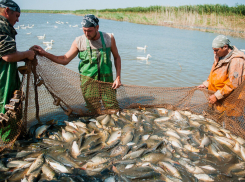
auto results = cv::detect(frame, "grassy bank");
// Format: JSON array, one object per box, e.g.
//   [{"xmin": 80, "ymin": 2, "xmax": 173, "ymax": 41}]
[{"xmin": 22, "ymin": 4, "xmax": 245, "ymax": 39}]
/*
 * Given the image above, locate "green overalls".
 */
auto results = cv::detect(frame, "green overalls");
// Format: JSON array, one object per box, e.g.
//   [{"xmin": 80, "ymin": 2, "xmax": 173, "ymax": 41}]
[
  {"xmin": 0, "ymin": 15, "xmax": 20, "ymax": 142},
  {"xmin": 78, "ymin": 32, "xmax": 118, "ymax": 112}
]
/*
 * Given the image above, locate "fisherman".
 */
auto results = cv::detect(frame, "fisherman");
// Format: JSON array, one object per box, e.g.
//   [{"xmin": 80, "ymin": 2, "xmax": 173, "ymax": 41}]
[
  {"xmin": 0, "ymin": 0, "xmax": 35, "ymax": 141},
  {"xmin": 198, "ymin": 35, "xmax": 245, "ymax": 113},
  {"xmin": 34, "ymin": 14, "xmax": 121, "ymax": 114}
]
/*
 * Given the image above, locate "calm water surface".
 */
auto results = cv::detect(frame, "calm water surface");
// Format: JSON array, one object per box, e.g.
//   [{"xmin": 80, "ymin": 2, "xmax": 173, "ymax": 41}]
[{"xmin": 16, "ymin": 13, "xmax": 245, "ymax": 87}]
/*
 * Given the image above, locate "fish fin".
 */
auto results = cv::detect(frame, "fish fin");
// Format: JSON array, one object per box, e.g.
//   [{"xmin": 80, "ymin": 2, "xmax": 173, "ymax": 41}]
[{"xmin": 112, "ymin": 166, "xmax": 119, "ymax": 174}]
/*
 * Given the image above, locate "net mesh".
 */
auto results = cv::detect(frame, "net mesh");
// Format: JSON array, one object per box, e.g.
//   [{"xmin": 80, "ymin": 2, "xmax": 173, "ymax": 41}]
[{"xmin": 0, "ymin": 55, "xmax": 244, "ymax": 151}]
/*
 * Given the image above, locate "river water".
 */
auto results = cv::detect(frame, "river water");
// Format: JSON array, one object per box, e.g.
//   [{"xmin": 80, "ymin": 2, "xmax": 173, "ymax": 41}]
[{"xmin": 16, "ymin": 13, "xmax": 245, "ymax": 87}]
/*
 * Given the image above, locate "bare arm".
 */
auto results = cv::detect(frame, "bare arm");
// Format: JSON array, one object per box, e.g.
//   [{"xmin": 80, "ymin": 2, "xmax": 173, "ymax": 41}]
[
  {"xmin": 111, "ymin": 34, "xmax": 121, "ymax": 89},
  {"xmin": 33, "ymin": 40, "xmax": 78, "ymax": 65},
  {"xmin": 2, "ymin": 50, "xmax": 35, "ymax": 62}
]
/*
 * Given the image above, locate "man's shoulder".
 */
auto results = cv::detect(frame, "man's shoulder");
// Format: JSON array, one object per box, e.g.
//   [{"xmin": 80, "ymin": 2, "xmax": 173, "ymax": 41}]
[{"xmin": 0, "ymin": 17, "xmax": 15, "ymax": 36}]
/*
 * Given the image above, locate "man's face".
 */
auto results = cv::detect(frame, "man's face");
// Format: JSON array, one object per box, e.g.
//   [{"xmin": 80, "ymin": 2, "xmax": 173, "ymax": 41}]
[
  {"xmin": 7, "ymin": 10, "xmax": 20, "ymax": 26},
  {"xmin": 213, "ymin": 45, "xmax": 229, "ymax": 58},
  {"xmin": 83, "ymin": 26, "xmax": 99, "ymax": 40}
]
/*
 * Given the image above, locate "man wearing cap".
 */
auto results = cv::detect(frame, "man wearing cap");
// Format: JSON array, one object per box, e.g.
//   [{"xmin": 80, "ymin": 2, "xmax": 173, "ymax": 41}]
[
  {"xmin": 0, "ymin": 0, "xmax": 35, "ymax": 141},
  {"xmin": 198, "ymin": 35, "xmax": 245, "ymax": 106},
  {"xmin": 34, "ymin": 14, "xmax": 121, "ymax": 113}
]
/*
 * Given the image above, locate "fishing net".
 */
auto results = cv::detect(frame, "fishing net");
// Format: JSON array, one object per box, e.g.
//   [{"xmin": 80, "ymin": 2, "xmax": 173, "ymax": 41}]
[{"xmin": 0, "ymin": 55, "xmax": 244, "ymax": 151}]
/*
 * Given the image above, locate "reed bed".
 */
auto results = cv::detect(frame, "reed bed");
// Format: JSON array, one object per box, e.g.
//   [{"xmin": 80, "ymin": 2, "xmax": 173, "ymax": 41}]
[{"xmin": 23, "ymin": 4, "xmax": 245, "ymax": 38}]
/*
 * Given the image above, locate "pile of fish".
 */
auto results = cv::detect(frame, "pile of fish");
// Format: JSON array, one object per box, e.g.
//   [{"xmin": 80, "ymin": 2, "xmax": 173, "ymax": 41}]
[{"xmin": 1, "ymin": 107, "xmax": 245, "ymax": 182}]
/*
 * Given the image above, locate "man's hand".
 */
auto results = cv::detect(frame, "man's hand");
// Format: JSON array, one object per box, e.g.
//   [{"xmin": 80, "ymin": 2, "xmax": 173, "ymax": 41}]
[
  {"xmin": 32, "ymin": 45, "xmax": 46, "ymax": 56},
  {"xmin": 209, "ymin": 94, "xmax": 217, "ymax": 104},
  {"xmin": 112, "ymin": 77, "xmax": 121, "ymax": 89},
  {"xmin": 197, "ymin": 84, "xmax": 207, "ymax": 89},
  {"xmin": 26, "ymin": 50, "xmax": 35, "ymax": 60}
]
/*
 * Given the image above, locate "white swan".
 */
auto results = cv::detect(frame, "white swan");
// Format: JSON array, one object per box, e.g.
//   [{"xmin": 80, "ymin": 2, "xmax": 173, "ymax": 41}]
[
  {"xmin": 26, "ymin": 32, "xmax": 31, "ymax": 35},
  {"xmin": 14, "ymin": 26, "xmax": 19, "ymax": 30},
  {"xmin": 45, "ymin": 45, "xmax": 52, "ymax": 51},
  {"xmin": 241, "ymin": 49, "xmax": 245, "ymax": 52},
  {"xmin": 37, "ymin": 34, "xmax": 45, "ymax": 40},
  {"xmin": 137, "ymin": 54, "xmax": 151, "ymax": 60},
  {"xmin": 27, "ymin": 24, "xmax": 33, "ymax": 28},
  {"xmin": 137, "ymin": 45, "xmax": 147, "ymax": 50},
  {"xmin": 43, "ymin": 40, "xmax": 54, "ymax": 45}
]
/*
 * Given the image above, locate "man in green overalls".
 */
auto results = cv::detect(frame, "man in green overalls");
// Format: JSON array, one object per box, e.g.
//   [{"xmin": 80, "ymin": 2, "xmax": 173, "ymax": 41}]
[
  {"xmin": 34, "ymin": 14, "xmax": 121, "ymax": 114},
  {"xmin": 0, "ymin": 0, "xmax": 35, "ymax": 142}
]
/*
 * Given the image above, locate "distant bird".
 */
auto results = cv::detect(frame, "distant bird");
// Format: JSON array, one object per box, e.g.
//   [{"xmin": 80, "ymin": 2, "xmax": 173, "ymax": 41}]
[
  {"xmin": 27, "ymin": 24, "xmax": 33, "ymax": 28},
  {"xmin": 137, "ymin": 45, "xmax": 147, "ymax": 50},
  {"xmin": 45, "ymin": 44, "xmax": 52, "ymax": 51},
  {"xmin": 137, "ymin": 54, "xmax": 151, "ymax": 60},
  {"xmin": 37, "ymin": 34, "xmax": 45, "ymax": 39},
  {"xmin": 43, "ymin": 40, "xmax": 54, "ymax": 45},
  {"xmin": 47, "ymin": 21, "xmax": 49, "ymax": 24},
  {"xmin": 73, "ymin": 25, "xmax": 78, "ymax": 27},
  {"xmin": 54, "ymin": 26, "xmax": 58, "ymax": 28},
  {"xmin": 21, "ymin": 26, "xmax": 26, "ymax": 29},
  {"xmin": 241, "ymin": 49, "xmax": 245, "ymax": 52},
  {"xmin": 66, "ymin": 22, "xmax": 69, "ymax": 24},
  {"xmin": 26, "ymin": 32, "xmax": 31, "ymax": 35},
  {"xmin": 14, "ymin": 26, "xmax": 19, "ymax": 30}
]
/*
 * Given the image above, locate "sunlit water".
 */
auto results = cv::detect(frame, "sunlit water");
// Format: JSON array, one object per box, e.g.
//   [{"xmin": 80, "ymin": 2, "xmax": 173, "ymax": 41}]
[{"xmin": 16, "ymin": 13, "xmax": 245, "ymax": 87}]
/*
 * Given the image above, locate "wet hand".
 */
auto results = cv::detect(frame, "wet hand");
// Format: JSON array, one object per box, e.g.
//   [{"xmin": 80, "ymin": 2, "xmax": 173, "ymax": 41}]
[
  {"xmin": 112, "ymin": 77, "xmax": 121, "ymax": 89},
  {"xmin": 197, "ymin": 84, "xmax": 207, "ymax": 89},
  {"xmin": 27, "ymin": 50, "xmax": 35, "ymax": 60},
  {"xmin": 32, "ymin": 45, "xmax": 46, "ymax": 56},
  {"xmin": 209, "ymin": 94, "xmax": 217, "ymax": 104}
]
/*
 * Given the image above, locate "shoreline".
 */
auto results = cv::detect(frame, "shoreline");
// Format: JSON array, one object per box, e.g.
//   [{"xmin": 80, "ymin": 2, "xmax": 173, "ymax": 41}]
[{"xmin": 22, "ymin": 5, "xmax": 245, "ymax": 39}]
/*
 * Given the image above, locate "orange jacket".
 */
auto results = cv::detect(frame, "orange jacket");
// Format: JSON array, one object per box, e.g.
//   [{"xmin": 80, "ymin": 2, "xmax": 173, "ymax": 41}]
[{"xmin": 203, "ymin": 46, "xmax": 245, "ymax": 100}]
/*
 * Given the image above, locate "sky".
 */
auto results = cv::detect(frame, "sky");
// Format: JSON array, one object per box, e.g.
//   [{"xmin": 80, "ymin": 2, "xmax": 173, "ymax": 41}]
[{"xmin": 17, "ymin": 0, "xmax": 244, "ymax": 10}]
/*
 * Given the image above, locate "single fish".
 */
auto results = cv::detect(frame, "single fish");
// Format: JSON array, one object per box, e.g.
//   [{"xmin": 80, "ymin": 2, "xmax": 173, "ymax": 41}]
[
  {"xmin": 70, "ymin": 140, "xmax": 81, "ymax": 159},
  {"xmin": 194, "ymin": 174, "xmax": 214, "ymax": 181},
  {"xmin": 158, "ymin": 161, "xmax": 182, "ymax": 179},
  {"xmin": 26, "ymin": 153, "xmax": 45, "ymax": 176},
  {"xmin": 107, "ymin": 130, "xmax": 122, "ymax": 145},
  {"xmin": 45, "ymin": 155, "xmax": 72, "ymax": 173},
  {"xmin": 35, "ymin": 125, "xmax": 50, "ymax": 138},
  {"xmin": 122, "ymin": 149, "xmax": 145, "ymax": 160},
  {"xmin": 42, "ymin": 163, "xmax": 57, "ymax": 180}
]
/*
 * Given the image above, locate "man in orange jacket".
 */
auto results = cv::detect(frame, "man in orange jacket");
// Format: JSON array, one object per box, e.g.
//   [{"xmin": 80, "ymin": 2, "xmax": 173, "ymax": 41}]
[{"xmin": 198, "ymin": 35, "xmax": 245, "ymax": 105}]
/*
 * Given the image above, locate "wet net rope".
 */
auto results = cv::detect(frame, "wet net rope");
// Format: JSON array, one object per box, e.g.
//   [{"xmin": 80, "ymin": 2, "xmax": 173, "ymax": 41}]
[{"xmin": 0, "ymin": 55, "xmax": 244, "ymax": 151}]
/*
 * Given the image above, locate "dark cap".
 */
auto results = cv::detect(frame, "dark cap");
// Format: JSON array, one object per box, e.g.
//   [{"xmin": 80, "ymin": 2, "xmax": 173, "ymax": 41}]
[
  {"xmin": 0, "ymin": 0, "xmax": 20, "ymax": 13},
  {"xmin": 82, "ymin": 14, "xmax": 99, "ymax": 28}
]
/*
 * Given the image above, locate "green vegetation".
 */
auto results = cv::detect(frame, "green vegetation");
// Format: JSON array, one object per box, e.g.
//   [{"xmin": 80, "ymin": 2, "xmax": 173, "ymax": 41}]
[{"xmin": 22, "ymin": 4, "xmax": 245, "ymax": 39}]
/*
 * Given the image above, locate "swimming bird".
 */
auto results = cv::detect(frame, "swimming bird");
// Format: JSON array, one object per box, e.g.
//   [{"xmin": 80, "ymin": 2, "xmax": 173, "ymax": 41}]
[
  {"xmin": 54, "ymin": 26, "xmax": 58, "ymax": 28},
  {"xmin": 26, "ymin": 32, "xmax": 31, "ymax": 35},
  {"xmin": 45, "ymin": 45, "xmax": 52, "ymax": 51},
  {"xmin": 37, "ymin": 34, "xmax": 45, "ymax": 40},
  {"xmin": 241, "ymin": 49, "xmax": 245, "ymax": 52},
  {"xmin": 14, "ymin": 26, "xmax": 19, "ymax": 30},
  {"xmin": 137, "ymin": 45, "xmax": 147, "ymax": 50},
  {"xmin": 43, "ymin": 40, "xmax": 54, "ymax": 45},
  {"xmin": 136, "ymin": 54, "xmax": 151, "ymax": 60}
]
